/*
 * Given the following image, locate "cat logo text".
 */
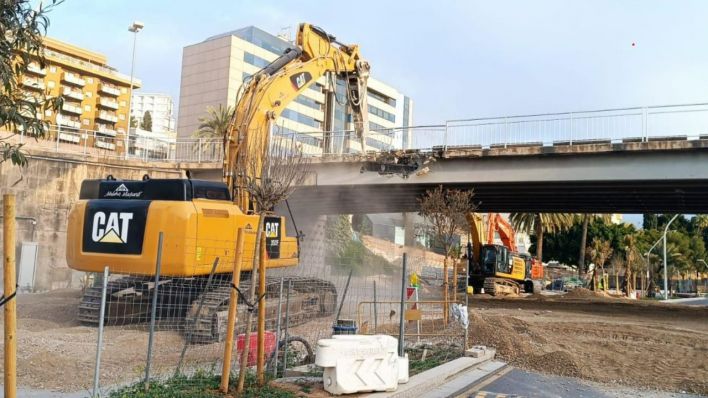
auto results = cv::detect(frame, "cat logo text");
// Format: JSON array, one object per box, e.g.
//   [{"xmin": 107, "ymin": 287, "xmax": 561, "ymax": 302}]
[{"xmin": 91, "ymin": 212, "xmax": 133, "ymax": 244}]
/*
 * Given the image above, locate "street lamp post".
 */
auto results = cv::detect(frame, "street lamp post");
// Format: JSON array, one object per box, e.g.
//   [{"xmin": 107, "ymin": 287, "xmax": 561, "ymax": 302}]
[
  {"xmin": 662, "ymin": 214, "xmax": 679, "ymax": 300},
  {"xmin": 125, "ymin": 21, "xmax": 144, "ymax": 160},
  {"xmin": 645, "ymin": 236, "xmax": 664, "ymax": 297}
]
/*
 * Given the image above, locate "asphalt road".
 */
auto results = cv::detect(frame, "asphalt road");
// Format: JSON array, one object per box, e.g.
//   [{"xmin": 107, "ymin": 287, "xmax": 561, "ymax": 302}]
[{"xmin": 467, "ymin": 368, "xmax": 706, "ymax": 398}]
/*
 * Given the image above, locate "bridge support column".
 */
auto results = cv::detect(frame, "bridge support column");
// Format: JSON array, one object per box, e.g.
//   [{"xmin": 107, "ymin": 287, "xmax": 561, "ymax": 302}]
[{"xmin": 403, "ymin": 212, "xmax": 417, "ymax": 247}]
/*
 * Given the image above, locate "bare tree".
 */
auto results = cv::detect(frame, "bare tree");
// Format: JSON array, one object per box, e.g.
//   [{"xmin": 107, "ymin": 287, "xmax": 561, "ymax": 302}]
[
  {"xmin": 418, "ymin": 186, "xmax": 476, "ymax": 322},
  {"xmin": 236, "ymin": 135, "xmax": 309, "ymax": 390}
]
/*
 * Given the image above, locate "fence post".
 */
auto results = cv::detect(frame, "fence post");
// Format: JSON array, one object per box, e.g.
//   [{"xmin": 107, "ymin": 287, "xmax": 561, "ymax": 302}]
[
  {"xmin": 398, "ymin": 253, "xmax": 407, "ymax": 357},
  {"xmin": 443, "ymin": 122, "xmax": 449, "ymax": 152},
  {"xmin": 220, "ymin": 229, "xmax": 245, "ymax": 393},
  {"xmin": 271, "ymin": 276, "xmax": 285, "ymax": 378},
  {"xmin": 569, "ymin": 113, "xmax": 574, "ymax": 145},
  {"xmin": 198, "ymin": 138, "xmax": 203, "ymax": 163},
  {"xmin": 56, "ymin": 123, "xmax": 61, "ymax": 152},
  {"xmin": 256, "ymin": 234, "xmax": 267, "ymax": 386},
  {"xmin": 144, "ymin": 232, "xmax": 164, "ymax": 391},
  {"xmin": 282, "ymin": 280, "xmax": 292, "ymax": 377},
  {"xmin": 92, "ymin": 266, "xmax": 109, "ymax": 398},
  {"xmin": 642, "ymin": 107, "xmax": 648, "ymax": 142},
  {"xmin": 504, "ymin": 117, "xmax": 509, "ymax": 148},
  {"xmin": 4, "ymin": 195, "xmax": 17, "ymax": 398},
  {"xmin": 373, "ymin": 280, "xmax": 378, "ymax": 334}
]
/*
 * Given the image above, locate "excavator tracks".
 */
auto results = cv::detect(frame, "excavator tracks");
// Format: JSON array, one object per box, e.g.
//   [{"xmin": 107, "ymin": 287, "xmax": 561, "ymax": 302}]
[
  {"xmin": 483, "ymin": 277, "xmax": 520, "ymax": 296},
  {"xmin": 184, "ymin": 276, "xmax": 338, "ymax": 344},
  {"xmin": 78, "ymin": 274, "xmax": 338, "ymax": 345}
]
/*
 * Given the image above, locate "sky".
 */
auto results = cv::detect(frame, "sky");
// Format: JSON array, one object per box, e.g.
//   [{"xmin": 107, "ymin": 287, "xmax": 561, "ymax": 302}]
[
  {"xmin": 44, "ymin": 1, "xmax": 708, "ymax": 226},
  {"xmin": 45, "ymin": 0, "xmax": 708, "ymax": 125}
]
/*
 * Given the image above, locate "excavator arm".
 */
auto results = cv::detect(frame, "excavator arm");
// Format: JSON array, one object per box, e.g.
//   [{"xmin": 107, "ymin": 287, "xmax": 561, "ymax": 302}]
[
  {"xmin": 466, "ymin": 213, "xmax": 485, "ymax": 264},
  {"xmin": 487, "ymin": 213, "xmax": 518, "ymax": 252},
  {"xmin": 224, "ymin": 23, "xmax": 370, "ymax": 210}
]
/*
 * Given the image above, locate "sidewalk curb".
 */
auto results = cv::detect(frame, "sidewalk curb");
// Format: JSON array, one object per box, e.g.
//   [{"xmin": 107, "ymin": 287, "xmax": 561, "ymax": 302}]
[{"xmin": 364, "ymin": 348, "xmax": 504, "ymax": 398}]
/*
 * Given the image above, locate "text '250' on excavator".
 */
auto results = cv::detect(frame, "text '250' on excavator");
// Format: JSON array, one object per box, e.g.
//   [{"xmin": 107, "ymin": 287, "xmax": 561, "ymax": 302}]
[{"xmin": 65, "ymin": 23, "xmax": 371, "ymax": 343}]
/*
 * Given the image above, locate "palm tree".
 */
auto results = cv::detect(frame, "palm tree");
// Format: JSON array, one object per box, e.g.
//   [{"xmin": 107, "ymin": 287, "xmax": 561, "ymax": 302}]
[
  {"xmin": 509, "ymin": 213, "xmax": 575, "ymax": 262},
  {"xmin": 586, "ymin": 238, "xmax": 613, "ymax": 290},
  {"xmin": 193, "ymin": 104, "xmax": 235, "ymax": 139},
  {"xmin": 577, "ymin": 214, "xmax": 612, "ymax": 275}
]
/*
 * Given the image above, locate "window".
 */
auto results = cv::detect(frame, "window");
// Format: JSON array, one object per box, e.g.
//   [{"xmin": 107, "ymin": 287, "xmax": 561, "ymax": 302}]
[
  {"xmin": 84, "ymin": 105, "xmax": 91, "ymax": 112},
  {"xmin": 120, "ymin": 100, "xmax": 126, "ymax": 107},
  {"xmin": 366, "ymin": 137, "xmax": 391, "ymax": 150},
  {"xmin": 368, "ymin": 89, "xmax": 396, "ymax": 107},
  {"xmin": 83, "ymin": 119, "xmax": 90, "ymax": 126},
  {"xmin": 273, "ymin": 126, "xmax": 322, "ymax": 147},
  {"xmin": 368, "ymin": 105, "xmax": 396, "ymax": 123},
  {"xmin": 119, "ymin": 114, "xmax": 125, "ymax": 120},
  {"xmin": 47, "ymin": 81, "xmax": 55, "ymax": 88},
  {"xmin": 243, "ymin": 52, "xmax": 270, "ymax": 68},
  {"xmin": 280, "ymin": 108, "xmax": 322, "ymax": 129},
  {"xmin": 87, "ymin": 77, "xmax": 94, "ymax": 84},
  {"xmin": 369, "ymin": 122, "xmax": 386, "ymax": 131},
  {"xmin": 49, "ymin": 66, "xmax": 56, "ymax": 73},
  {"xmin": 85, "ymin": 92, "xmax": 92, "ymax": 98},
  {"xmin": 293, "ymin": 95, "xmax": 321, "ymax": 110},
  {"xmin": 44, "ymin": 110, "xmax": 52, "ymax": 117},
  {"xmin": 121, "ymin": 87, "xmax": 127, "ymax": 94}
]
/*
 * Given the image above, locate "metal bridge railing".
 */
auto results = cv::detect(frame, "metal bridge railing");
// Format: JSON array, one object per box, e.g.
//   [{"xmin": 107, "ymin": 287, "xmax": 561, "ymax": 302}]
[
  {"xmin": 444, "ymin": 102, "xmax": 708, "ymax": 150},
  {"xmin": 6, "ymin": 102, "xmax": 708, "ymax": 163},
  {"xmin": 6, "ymin": 125, "xmax": 223, "ymax": 163}
]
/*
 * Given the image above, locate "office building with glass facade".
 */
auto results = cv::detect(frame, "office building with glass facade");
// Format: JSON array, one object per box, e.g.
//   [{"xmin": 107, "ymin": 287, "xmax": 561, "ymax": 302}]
[{"xmin": 177, "ymin": 26, "xmax": 413, "ymax": 153}]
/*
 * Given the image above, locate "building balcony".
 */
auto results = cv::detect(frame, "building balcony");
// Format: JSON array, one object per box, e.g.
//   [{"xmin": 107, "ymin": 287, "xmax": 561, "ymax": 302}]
[
  {"xmin": 98, "ymin": 97, "xmax": 119, "ymax": 110},
  {"xmin": 62, "ymin": 72, "xmax": 85, "ymax": 87},
  {"xmin": 62, "ymin": 87, "xmax": 84, "ymax": 101},
  {"xmin": 58, "ymin": 132, "xmax": 80, "ymax": 144},
  {"xmin": 26, "ymin": 63, "xmax": 47, "ymax": 76},
  {"xmin": 95, "ymin": 140, "xmax": 116, "ymax": 150},
  {"xmin": 59, "ymin": 119, "xmax": 81, "ymax": 129},
  {"xmin": 96, "ymin": 124, "xmax": 117, "ymax": 137},
  {"xmin": 61, "ymin": 103, "xmax": 83, "ymax": 115},
  {"xmin": 22, "ymin": 77, "xmax": 45, "ymax": 90},
  {"xmin": 96, "ymin": 111, "xmax": 118, "ymax": 123},
  {"xmin": 99, "ymin": 84, "xmax": 121, "ymax": 97}
]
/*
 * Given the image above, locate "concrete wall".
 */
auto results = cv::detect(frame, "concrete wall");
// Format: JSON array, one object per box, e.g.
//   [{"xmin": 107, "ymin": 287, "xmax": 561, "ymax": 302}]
[{"xmin": 0, "ymin": 150, "xmax": 184, "ymax": 291}]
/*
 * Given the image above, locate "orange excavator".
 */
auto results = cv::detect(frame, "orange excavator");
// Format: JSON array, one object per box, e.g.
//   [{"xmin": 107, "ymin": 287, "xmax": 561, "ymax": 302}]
[{"xmin": 467, "ymin": 213, "xmax": 544, "ymax": 295}]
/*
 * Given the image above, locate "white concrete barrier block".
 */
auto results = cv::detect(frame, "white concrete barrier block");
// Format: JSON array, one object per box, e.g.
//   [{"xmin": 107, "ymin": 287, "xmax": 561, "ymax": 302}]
[{"xmin": 316, "ymin": 334, "xmax": 402, "ymax": 395}]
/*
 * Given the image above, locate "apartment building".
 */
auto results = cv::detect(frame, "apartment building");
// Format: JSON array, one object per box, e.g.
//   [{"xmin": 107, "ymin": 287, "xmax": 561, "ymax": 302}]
[
  {"xmin": 19, "ymin": 37, "xmax": 141, "ymax": 152},
  {"xmin": 131, "ymin": 93, "xmax": 175, "ymax": 133},
  {"xmin": 177, "ymin": 26, "xmax": 413, "ymax": 153}
]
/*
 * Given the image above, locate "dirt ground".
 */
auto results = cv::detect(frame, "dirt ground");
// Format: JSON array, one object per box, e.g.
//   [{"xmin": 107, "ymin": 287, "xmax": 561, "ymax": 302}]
[
  {"xmin": 468, "ymin": 292, "xmax": 708, "ymax": 395},
  {"xmin": 2, "ymin": 288, "xmax": 707, "ymax": 396}
]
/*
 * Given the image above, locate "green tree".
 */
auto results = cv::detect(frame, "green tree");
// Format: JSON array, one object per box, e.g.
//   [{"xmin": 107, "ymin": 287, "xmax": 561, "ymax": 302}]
[
  {"xmin": 193, "ymin": 104, "xmax": 234, "ymax": 138},
  {"xmin": 509, "ymin": 213, "xmax": 575, "ymax": 262},
  {"xmin": 130, "ymin": 115, "xmax": 138, "ymax": 128},
  {"xmin": 0, "ymin": 0, "xmax": 63, "ymax": 166},
  {"xmin": 141, "ymin": 110, "xmax": 152, "ymax": 131}
]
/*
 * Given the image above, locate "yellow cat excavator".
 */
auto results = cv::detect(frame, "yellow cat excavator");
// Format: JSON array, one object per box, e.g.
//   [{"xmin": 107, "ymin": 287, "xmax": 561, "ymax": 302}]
[
  {"xmin": 65, "ymin": 23, "xmax": 370, "ymax": 342},
  {"xmin": 466, "ymin": 213, "xmax": 544, "ymax": 295}
]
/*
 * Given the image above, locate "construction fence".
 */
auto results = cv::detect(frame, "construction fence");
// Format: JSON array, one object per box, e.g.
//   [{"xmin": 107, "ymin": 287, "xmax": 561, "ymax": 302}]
[{"xmin": 16, "ymin": 218, "xmax": 468, "ymax": 396}]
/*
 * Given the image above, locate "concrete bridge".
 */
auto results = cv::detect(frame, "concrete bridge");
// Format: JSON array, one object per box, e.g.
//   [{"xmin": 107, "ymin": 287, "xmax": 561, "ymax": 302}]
[{"xmin": 287, "ymin": 139, "xmax": 708, "ymax": 214}]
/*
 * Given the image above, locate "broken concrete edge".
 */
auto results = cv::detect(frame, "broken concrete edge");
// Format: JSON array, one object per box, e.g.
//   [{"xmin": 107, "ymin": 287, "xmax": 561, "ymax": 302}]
[{"xmin": 363, "ymin": 345, "xmax": 497, "ymax": 398}]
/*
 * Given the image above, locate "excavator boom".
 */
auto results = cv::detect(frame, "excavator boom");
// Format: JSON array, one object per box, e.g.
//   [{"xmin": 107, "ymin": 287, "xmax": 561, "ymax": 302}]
[{"xmin": 224, "ymin": 23, "xmax": 370, "ymax": 211}]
